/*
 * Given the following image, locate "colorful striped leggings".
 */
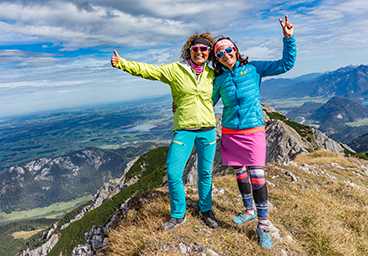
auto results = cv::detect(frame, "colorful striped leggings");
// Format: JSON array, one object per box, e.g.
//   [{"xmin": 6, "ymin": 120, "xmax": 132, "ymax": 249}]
[{"xmin": 233, "ymin": 166, "xmax": 268, "ymax": 226}]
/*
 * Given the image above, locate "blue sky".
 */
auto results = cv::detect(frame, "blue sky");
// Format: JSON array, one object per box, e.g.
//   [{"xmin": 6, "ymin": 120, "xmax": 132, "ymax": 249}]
[{"xmin": 1, "ymin": 0, "xmax": 368, "ymax": 118}]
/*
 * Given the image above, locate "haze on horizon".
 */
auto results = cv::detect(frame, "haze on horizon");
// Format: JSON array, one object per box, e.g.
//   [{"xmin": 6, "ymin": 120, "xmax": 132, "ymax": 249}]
[{"xmin": 1, "ymin": 0, "xmax": 368, "ymax": 118}]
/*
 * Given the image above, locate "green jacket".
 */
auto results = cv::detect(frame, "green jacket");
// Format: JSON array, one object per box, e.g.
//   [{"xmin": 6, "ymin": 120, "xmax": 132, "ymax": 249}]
[{"xmin": 115, "ymin": 58, "xmax": 216, "ymax": 131}]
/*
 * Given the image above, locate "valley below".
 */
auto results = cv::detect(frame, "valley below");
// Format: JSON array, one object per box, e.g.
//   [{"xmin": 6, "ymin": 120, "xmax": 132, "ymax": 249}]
[{"xmin": 0, "ymin": 95, "xmax": 174, "ymax": 175}]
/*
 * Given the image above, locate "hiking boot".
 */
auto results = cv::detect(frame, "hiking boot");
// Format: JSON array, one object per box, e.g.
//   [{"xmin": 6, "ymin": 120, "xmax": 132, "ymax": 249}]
[
  {"xmin": 199, "ymin": 210, "xmax": 218, "ymax": 228},
  {"xmin": 232, "ymin": 210, "xmax": 256, "ymax": 224},
  {"xmin": 256, "ymin": 225, "xmax": 273, "ymax": 249},
  {"xmin": 161, "ymin": 216, "xmax": 186, "ymax": 230}
]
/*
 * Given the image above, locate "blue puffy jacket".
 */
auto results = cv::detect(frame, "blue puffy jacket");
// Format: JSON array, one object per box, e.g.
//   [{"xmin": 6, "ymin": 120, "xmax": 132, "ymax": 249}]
[{"xmin": 212, "ymin": 36, "xmax": 296, "ymax": 130}]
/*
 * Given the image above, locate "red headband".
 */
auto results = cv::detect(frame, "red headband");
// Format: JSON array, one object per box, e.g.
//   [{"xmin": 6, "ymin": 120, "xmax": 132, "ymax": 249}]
[{"xmin": 214, "ymin": 39, "xmax": 237, "ymax": 54}]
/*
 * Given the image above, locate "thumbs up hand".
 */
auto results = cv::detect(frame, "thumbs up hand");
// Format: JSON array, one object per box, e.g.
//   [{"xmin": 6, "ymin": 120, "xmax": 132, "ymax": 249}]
[{"xmin": 111, "ymin": 50, "xmax": 121, "ymax": 67}]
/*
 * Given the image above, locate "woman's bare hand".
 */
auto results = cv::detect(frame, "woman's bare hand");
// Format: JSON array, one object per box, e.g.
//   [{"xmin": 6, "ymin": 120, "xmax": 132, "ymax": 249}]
[
  {"xmin": 111, "ymin": 50, "xmax": 121, "ymax": 67},
  {"xmin": 279, "ymin": 15, "xmax": 294, "ymax": 38}
]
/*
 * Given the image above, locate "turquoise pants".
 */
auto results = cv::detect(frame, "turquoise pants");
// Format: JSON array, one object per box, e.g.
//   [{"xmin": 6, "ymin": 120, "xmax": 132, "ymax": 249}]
[{"xmin": 166, "ymin": 129, "xmax": 217, "ymax": 218}]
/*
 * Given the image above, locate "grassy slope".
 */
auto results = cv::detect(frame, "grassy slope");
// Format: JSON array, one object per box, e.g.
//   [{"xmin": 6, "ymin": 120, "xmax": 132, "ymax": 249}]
[{"xmin": 102, "ymin": 150, "xmax": 368, "ymax": 256}]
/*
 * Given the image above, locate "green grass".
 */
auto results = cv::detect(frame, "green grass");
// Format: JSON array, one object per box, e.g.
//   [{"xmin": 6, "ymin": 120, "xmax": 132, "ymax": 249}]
[
  {"xmin": 262, "ymin": 96, "xmax": 329, "ymax": 109},
  {"xmin": 100, "ymin": 144, "xmax": 121, "ymax": 149},
  {"xmin": 352, "ymin": 152, "xmax": 368, "ymax": 160},
  {"xmin": 0, "ymin": 196, "xmax": 92, "ymax": 224},
  {"xmin": 12, "ymin": 229, "xmax": 45, "ymax": 239},
  {"xmin": 346, "ymin": 118, "xmax": 368, "ymax": 127}
]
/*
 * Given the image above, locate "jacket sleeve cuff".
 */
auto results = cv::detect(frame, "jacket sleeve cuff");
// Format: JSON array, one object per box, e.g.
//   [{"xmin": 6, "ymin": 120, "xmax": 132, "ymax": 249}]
[
  {"xmin": 115, "ymin": 58, "xmax": 125, "ymax": 69},
  {"xmin": 283, "ymin": 35, "xmax": 295, "ymax": 42}
]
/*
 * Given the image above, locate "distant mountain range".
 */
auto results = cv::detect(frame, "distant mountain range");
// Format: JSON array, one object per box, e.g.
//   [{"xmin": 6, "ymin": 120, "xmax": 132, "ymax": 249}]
[
  {"xmin": 259, "ymin": 64, "xmax": 368, "ymax": 150},
  {"xmin": 261, "ymin": 64, "xmax": 368, "ymax": 100},
  {"xmin": 348, "ymin": 133, "xmax": 368, "ymax": 153},
  {"xmin": 311, "ymin": 97, "xmax": 368, "ymax": 126},
  {"xmin": 284, "ymin": 96, "xmax": 368, "ymax": 147},
  {"xmin": 0, "ymin": 142, "xmax": 163, "ymax": 213}
]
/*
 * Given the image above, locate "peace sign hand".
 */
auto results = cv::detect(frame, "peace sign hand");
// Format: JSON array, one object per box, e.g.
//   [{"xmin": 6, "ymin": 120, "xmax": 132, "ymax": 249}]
[
  {"xmin": 279, "ymin": 15, "xmax": 294, "ymax": 38},
  {"xmin": 111, "ymin": 50, "xmax": 121, "ymax": 67}
]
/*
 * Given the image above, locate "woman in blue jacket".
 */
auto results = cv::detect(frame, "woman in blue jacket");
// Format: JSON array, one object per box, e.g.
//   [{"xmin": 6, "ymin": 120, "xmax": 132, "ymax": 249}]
[{"xmin": 212, "ymin": 15, "xmax": 296, "ymax": 249}]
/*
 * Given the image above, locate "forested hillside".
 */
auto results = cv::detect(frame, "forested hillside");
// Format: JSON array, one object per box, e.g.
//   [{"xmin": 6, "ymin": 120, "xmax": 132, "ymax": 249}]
[{"xmin": 0, "ymin": 218, "xmax": 58, "ymax": 256}]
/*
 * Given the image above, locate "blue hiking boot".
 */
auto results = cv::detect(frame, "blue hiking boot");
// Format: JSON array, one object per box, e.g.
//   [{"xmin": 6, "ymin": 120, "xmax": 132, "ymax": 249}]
[
  {"xmin": 232, "ymin": 210, "xmax": 256, "ymax": 224},
  {"xmin": 256, "ymin": 225, "xmax": 273, "ymax": 249}
]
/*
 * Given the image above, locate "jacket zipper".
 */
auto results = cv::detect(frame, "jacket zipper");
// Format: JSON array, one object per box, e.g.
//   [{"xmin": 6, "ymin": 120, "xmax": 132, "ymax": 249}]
[
  {"xmin": 178, "ymin": 60, "xmax": 204, "ymax": 128},
  {"xmin": 231, "ymin": 71, "xmax": 241, "ymax": 129},
  {"xmin": 196, "ymin": 73, "xmax": 201, "ymax": 127}
]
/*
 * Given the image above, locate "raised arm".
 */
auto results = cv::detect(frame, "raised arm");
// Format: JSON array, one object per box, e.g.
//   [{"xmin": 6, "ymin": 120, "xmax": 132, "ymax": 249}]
[
  {"xmin": 253, "ymin": 15, "xmax": 296, "ymax": 77},
  {"xmin": 110, "ymin": 50, "xmax": 174, "ymax": 84}
]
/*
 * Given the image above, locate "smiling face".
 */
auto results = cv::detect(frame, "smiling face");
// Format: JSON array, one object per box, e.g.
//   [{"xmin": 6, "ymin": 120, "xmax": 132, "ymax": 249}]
[
  {"xmin": 216, "ymin": 45, "xmax": 237, "ymax": 70},
  {"xmin": 190, "ymin": 43, "xmax": 209, "ymax": 66}
]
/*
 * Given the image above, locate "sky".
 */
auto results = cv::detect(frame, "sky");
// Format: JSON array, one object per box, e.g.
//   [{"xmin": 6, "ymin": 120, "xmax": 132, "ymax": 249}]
[{"xmin": 1, "ymin": 0, "xmax": 368, "ymax": 118}]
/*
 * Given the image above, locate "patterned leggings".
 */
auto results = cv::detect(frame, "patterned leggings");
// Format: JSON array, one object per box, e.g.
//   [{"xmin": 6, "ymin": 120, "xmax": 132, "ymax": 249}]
[{"xmin": 233, "ymin": 166, "xmax": 268, "ymax": 226}]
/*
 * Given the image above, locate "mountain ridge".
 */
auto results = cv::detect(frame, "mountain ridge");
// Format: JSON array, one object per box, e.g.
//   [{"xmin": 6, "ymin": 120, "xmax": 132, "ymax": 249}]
[
  {"xmin": 261, "ymin": 64, "xmax": 368, "ymax": 100},
  {"xmin": 0, "ymin": 142, "xmax": 165, "ymax": 214},
  {"xmin": 284, "ymin": 96, "xmax": 368, "ymax": 147}
]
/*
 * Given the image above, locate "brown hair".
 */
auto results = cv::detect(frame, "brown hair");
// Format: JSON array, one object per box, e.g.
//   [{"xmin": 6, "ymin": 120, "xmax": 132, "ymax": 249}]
[
  {"xmin": 211, "ymin": 37, "xmax": 249, "ymax": 76},
  {"xmin": 180, "ymin": 29, "xmax": 216, "ymax": 63}
]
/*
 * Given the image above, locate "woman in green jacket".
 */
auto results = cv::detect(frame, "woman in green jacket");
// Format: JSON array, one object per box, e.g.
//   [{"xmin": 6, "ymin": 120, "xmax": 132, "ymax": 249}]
[{"xmin": 111, "ymin": 31, "xmax": 218, "ymax": 230}]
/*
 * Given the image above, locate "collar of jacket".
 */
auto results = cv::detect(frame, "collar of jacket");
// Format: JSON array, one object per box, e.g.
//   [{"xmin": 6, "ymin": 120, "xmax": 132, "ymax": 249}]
[
  {"xmin": 179, "ymin": 59, "xmax": 208, "ymax": 75},
  {"xmin": 221, "ymin": 60, "xmax": 240, "ymax": 73}
]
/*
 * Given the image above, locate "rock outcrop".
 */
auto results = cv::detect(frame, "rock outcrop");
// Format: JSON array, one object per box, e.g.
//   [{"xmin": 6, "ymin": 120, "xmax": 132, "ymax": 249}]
[
  {"xmin": 18, "ymin": 234, "xmax": 60, "ymax": 256},
  {"xmin": 265, "ymin": 105, "xmax": 354, "ymax": 153},
  {"xmin": 265, "ymin": 119, "xmax": 311, "ymax": 163},
  {"xmin": 312, "ymin": 127, "xmax": 354, "ymax": 153}
]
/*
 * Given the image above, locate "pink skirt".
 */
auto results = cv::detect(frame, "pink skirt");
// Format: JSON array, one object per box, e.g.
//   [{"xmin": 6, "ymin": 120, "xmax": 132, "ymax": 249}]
[{"xmin": 221, "ymin": 131, "xmax": 266, "ymax": 167}]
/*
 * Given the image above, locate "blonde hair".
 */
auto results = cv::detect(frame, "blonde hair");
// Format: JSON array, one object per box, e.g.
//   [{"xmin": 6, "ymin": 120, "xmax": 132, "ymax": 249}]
[{"xmin": 180, "ymin": 29, "xmax": 216, "ymax": 61}]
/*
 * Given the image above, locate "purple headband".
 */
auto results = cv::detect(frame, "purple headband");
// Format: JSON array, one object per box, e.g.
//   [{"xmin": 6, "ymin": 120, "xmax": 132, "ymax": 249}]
[{"xmin": 190, "ymin": 38, "xmax": 211, "ymax": 48}]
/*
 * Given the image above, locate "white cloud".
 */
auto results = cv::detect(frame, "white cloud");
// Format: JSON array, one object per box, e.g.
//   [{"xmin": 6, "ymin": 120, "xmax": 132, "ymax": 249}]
[
  {"xmin": 0, "ymin": 0, "xmax": 259, "ymax": 50},
  {"xmin": 336, "ymin": 0, "xmax": 368, "ymax": 14},
  {"xmin": 1, "ymin": 0, "xmax": 368, "ymax": 116}
]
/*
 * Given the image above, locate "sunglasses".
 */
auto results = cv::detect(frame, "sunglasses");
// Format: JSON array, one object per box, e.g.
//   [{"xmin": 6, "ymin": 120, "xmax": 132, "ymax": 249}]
[
  {"xmin": 216, "ymin": 46, "xmax": 233, "ymax": 59},
  {"xmin": 190, "ymin": 46, "xmax": 210, "ymax": 52}
]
